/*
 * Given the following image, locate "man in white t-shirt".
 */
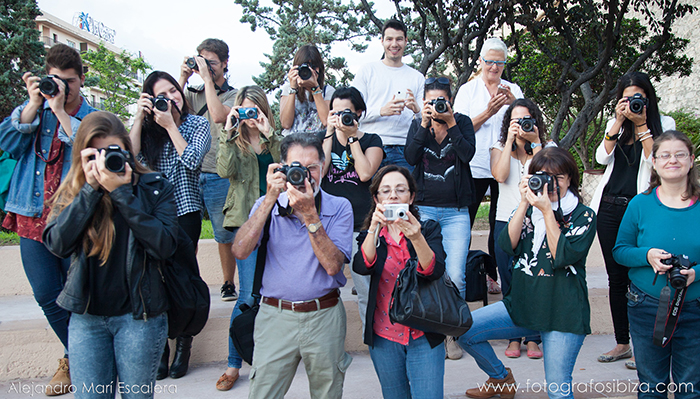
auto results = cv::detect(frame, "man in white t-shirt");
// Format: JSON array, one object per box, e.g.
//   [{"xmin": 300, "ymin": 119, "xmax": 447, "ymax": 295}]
[
  {"xmin": 453, "ymin": 37, "xmax": 523, "ymax": 258},
  {"xmin": 352, "ymin": 19, "xmax": 425, "ymax": 171}
]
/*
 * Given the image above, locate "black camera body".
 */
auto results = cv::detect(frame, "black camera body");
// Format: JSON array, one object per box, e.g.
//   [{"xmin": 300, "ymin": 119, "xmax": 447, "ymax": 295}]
[
  {"xmin": 275, "ymin": 161, "xmax": 309, "ymax": 186},
  {"xmin": 661, "ymin": 254, "xmax": 694, "ymax": 290},
  {"xmin": 335, "ymin": 109, "xmax": 357, "ymax": 126},
  {"xmin": 89, "ymin": 145, "xmax": 133, "ymax": 173},
  {"xmin": 150, "ymin": 95, "xmax": 170, "ymax": 112},
  {"xmin": 528, "ymin": 171, "xmax": 555, "ymax": 194},
  {"xmin": 429, "ymin": 97, "xmax": 449, "ymax": 113},
  {"xmin": 627, "ymin": 93, "xmax": 648, "ymax": 114},
  {"xmin": 186, "ymin": 56, "xmax": 211, "ymax": 72},
  {"xmin": 39, "ymin": 75, "xmax": 70, "ymax": 98},
  {"xmin": 517, "ymin": 117, "xmax": 536, "ymax": 132},
  {"xmin": 298, "ymin": 63, "xmax": 313, "ymax": 81}
]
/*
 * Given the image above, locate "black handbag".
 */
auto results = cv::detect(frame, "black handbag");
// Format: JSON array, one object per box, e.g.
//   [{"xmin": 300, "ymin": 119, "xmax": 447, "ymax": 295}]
[
  {"xmin": 465, "ymin": 250, "xmax": 498, "ymax": 305},
  {"xmin": 230, "ymin": 214, "xmax": 272, "ymax": 365},
  {"xmin": 389, "ymin": 258, "xmax": 473, "ymax": 337}
]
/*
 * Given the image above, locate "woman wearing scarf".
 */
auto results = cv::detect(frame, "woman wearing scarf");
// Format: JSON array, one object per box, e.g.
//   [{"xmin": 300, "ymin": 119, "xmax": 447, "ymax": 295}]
[{"xmin": 459, "ymin": 147, "xmax": 597, "ymax": 399}]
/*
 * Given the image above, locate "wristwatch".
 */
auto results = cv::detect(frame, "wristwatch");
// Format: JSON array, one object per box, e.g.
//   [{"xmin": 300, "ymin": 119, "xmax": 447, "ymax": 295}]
[
  {"xmin": 531, "ymin": 142, "xmax": 542, "ymax": 149},
  {"xmin": 347, "ymin": 136, "xmax": 359, "ymax": 145},
  {"xmin": 605, "ymin": 133, "xmax": 620, "ymax": 141},
  {"xmin": 307, "ymin": 221, "xmax": 323, "ymax": 234},
  {"xmin": 288, "ymin": 87, "xmax": 298, "ymax": 94}
]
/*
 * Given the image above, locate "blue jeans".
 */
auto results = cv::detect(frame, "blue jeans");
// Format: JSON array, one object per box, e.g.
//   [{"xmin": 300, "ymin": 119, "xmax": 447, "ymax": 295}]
[
  {"xmin": 627, "ymin": 283, "xmax": 700, "ymax": 399},
  {"xmin": 381, "ymin": 145, "xmax": 414, "ymax": 173},
  {"xmin": 369, "ymin": 334, "xmax": 445, "ymax": 399},
  {"xmin": 199, "ymin": 173, "xmax": 234, "ymax": 244},
  {"xmin": 21, "ymin": 237, "xmax": 71, "ymax": 351},
  {"xmin": 458, "ymin": 301, "xmax": 585, "ymax": 399},
  {"xmin": 69, "ymin": 312, "xmax": 167, "ymax": 399},
  {"xmin": 419, "ymin": 205, "xmax": 470, "ymax": 298},
  {"xmin": 227, "ymin": 235, "xmax": 257, "ymax": 369}
]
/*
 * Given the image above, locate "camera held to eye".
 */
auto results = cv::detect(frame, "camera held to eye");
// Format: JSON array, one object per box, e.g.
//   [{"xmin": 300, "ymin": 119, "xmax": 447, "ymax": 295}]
[
  {"xmin": 384, "ymin": 204, "xmax": 410, "ymax": 221},
  {"xmin": 517, "ymin": 117, "xmax": 536, "ymax": 132},
  {"xmin": 528, "ymin": 171, "xmax": 555, "ymax": 194},
  {"xmin": 275, "ymin": 161, "xmax": 309, "ymax": 186},
  {"xmin": 627, "ymin": 93, "xmax": 648, "ymax": 114},
  {"xmin": 149, "ymin": 95, "xmax": 170, "ymax": 112},
  {"xmin": 428, "ymin": 97, "xmax": 449, "ymax": 113},
  {"xmin": 88, "ymin": 145, "xmax": 133, "ymax": 173},
  {"xmin": 186, "ymin": 56, "xmax": 211, "ymax": 72},
  {"xmin": 659, "ymin": 254, "xmax": 695, "ymax": 290},
  {"xmin": 39, "ymin": 75, "xmax": 70, "ymax": 98},
  {"xmin": 238, "ymin": 108, "xmax": 258, "ymax": 120},
  {"xmin": 335, "ymin": 109, "xmax": 357, "ymax": 126},
  {"xmin": 297, "ymin": 63, "xmax": 313, "ymax": 81}
]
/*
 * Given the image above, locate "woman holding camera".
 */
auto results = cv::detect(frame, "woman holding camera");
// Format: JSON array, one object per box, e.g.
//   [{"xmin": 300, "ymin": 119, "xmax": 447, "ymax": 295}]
[
  {"xmin": 591, "ymin": 72, "xmax": 675, "ymax": 367},
  {"xmin": 460, "ymin": 147, "xmax": 597, "ymax": 399},
  {"xmin": 130, "ymin": 70, "xmax": 211, "ymax": 380},
  {"xmin": 280, "ymin": 44, "xmax": 335, "ymax": 136},
  {"xmin": 44, "ymin": 111, "xmax": 177, "ymax": 399},
  {"xmin": 215, "ymin": 85, "xmax": 282, "ymax": 391},
  {"xmin": 490, "ymin": 99, "xmax": 549, "ymax": 359},
  {"xmin": 404, "ymin": 77, "xmax": 475, "ymax": 359},
  {"xmin": 353, "ymin": 165, "xmax": 447, "ymax": 399},
  {"xmin": 612, "ymin": 130, "xmax": 699, "ymax": 398}
]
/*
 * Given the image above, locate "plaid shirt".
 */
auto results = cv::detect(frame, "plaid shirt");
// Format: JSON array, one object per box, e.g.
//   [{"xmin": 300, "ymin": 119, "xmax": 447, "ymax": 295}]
[{"xmin": 140, "ymin": 114, "xmax": 211, "ymax": 216}]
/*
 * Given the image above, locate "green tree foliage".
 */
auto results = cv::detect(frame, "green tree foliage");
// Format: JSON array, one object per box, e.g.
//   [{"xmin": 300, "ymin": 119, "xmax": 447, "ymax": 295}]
[
  {"xmin": 82, "ymin": 43, "xmax": 151, "ymax": 121},
  {"xmin": 0, "ymin": 0, "xmax": 45, "ymax": 119}
]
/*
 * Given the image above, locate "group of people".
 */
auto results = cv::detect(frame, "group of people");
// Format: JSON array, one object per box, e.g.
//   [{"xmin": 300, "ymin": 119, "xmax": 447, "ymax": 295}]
[{"xmin": 0, "ymin": 15, "xmax": 697, "ymax": 399}]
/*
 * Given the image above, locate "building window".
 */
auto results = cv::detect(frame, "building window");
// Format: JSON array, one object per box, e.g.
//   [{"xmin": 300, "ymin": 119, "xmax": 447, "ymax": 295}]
[{"xmin": 66, "ymin": 40, "xmax": 76, "ymax": 48}]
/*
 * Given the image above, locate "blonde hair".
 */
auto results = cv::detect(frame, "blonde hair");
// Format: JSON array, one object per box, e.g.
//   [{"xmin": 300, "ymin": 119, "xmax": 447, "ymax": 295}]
[
  {"xmin": 49, "ymin": 112, "xmax": 151, "ymax": 265},
  {"xmin": 233, "ymin": 85, "xmax": 275, "ymax": 155}
]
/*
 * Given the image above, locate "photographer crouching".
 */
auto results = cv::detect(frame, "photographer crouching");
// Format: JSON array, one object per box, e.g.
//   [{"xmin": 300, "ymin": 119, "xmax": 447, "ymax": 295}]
[
  {"xmin": 613, "ymin": 130, "xmax": 700, "ymax": 398},
  {"xmin": 231, "ymin": 133, "xmax": 353, "ymax": 398}
]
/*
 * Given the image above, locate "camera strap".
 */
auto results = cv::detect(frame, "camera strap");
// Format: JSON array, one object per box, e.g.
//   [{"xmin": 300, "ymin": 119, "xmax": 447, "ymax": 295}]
[{"xmin": 652, "ymin": 285, "xmax": 686, "ymax": 347}]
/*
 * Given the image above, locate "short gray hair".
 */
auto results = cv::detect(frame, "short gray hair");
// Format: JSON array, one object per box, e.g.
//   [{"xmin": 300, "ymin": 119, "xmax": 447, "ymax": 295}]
[
  {"xmin": 480, "ymin": 37, "xmax": 508, "ymax": 60},
  {"xmin": 280, "ymin": 133, "xmax": 325, "ymax": 163}
]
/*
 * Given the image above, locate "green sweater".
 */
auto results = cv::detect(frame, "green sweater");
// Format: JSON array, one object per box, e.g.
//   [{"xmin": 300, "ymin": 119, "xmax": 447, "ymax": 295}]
[
  {"xmin": 499, "ymin": 203, "xmax": 597, "ymax": 335},
  {"xmin": 613, "ymin": 190, "xmax": 700, "ymax": 301}
]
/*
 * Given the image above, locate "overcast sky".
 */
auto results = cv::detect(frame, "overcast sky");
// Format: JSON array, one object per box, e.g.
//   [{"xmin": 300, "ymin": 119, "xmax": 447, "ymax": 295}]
[{"xmin": 37, "ymin": 0, "xmax": 393, "ymax": 91}]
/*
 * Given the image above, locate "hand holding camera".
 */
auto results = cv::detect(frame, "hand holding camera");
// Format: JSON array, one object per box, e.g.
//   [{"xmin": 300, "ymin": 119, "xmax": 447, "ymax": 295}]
[
  {"xmin": 22, "ymin": 72, "xmax": 44, "ymax": 105},
  {"xmin": 82, "ymin": 146, "xmax": 133, "ymax": 192}
]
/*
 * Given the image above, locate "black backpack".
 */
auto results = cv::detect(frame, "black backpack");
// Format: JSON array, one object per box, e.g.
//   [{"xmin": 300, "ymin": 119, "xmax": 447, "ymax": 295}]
[
  {"xmin": 464, "ymin": 250, "xmax": 498, "ymax": 305},
  {"xmin": 161, "ymin": 226, "xmax": 210, "ymax": 338}
]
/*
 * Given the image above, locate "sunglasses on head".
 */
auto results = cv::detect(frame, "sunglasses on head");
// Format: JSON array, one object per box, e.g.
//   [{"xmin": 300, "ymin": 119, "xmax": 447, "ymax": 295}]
[{"xmin": 425, "ymin": 77, "xmax": 450, "ymax": 85}]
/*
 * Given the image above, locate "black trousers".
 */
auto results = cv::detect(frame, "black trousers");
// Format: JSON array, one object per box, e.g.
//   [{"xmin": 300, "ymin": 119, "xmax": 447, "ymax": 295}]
[
  {"xmin": 596, "ymin": 201, "xmax": 631, "ymax": 345},
  {"xmin": 468, "ymin": 178, "xmax": 499, "ymax": 258},
  {"xmin": 178, "ymin": 211, "xmax": 202, "ymax": 250}
]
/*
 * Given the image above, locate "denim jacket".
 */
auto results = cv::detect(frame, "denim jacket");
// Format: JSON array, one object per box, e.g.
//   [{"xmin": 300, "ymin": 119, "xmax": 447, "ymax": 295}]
[
  {"xmin": 0, "ymin": 99, "xmax": 96, "ymax": 216},
  {"xmin": 216, "ymin": 128, "xmax": 282, "ymax": 229}
]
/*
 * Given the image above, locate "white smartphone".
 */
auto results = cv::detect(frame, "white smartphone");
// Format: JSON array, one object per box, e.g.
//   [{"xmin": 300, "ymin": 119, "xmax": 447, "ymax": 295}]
[{"xmin": 395, "ymin": 91, "xmax": 406, "ymax": 101}]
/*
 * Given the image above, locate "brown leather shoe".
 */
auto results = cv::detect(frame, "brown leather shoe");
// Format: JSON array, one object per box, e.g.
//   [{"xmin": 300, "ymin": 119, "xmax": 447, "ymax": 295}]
[
  {"xmin": 216, "ymin": 372, "xmax": 239, "ymax": 391},
  {"xmin": 45, "ymin": 358, "xmax": 71, "ymax": 396},
  {"xmin": 466, "ymin": 367, "xmax": 516, "ymax": 399}
]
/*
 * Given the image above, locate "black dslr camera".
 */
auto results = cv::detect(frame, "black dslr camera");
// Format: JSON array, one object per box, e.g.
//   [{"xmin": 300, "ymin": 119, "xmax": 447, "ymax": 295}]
[
  {"xmin": 88, "ymin": 145, "xmax": 133, "ymax": 173},
  {"xmin": 627, "ymin": 93, "xmax": 648, "ymax": 114},
  {"xmin": 660, "ymin": 254, "xmax": 695, "ymax": 290},
  {"xmin": 275, "ymin": 161, "xmax": 309, "ymax": 186},
  {"xmin": 297, "ymin": 63, "xmax": 313, "ymax": 81},
  {"xmin": 428, "ymin": 97, "xmax": 449, "ymax": 113},
  {"xmin": 150, "ymin": 95, "xmax": 170, "ymax": 112},
  {"xmin": 39, "ymin": 75, "xmax": 70, "ymax": 98},
  {"xmin": 517, "ymin": 117, "xmax": 536, "ymax": 132},
  {"xmin": 186, "ymin": 56, "xmax": 211, "ymax": 72},
  {"xmin": 528, "ymin": 171, "xmax": 555, "ymax": 194},
  {"xmin": 335, "ymin": 109, "xmax": 357, "ymax": 126}
]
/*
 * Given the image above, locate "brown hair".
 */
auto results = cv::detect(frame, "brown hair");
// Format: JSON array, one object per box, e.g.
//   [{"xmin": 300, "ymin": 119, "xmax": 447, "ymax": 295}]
[
  {"xmin": 49, "ymin": 112, "xmax": 151, "ymax": 265},
  {"xmin": 233, "ymin": 85, "xmax": 276, "ymax": 155},
  {"xmin": 197, "ymin": 38, "xmax": 229, "ymax": 73},
  {"xmin": 45, "ymin": 43, "xmax": 83, "ymax": 76},
  {"xmin": 645, "ymin": 130, "xmax": 700, "ymax": 200},
  {"xmin": 528, "ymin": 147, "xmax": 582, "ymax": 202},
  {"xmin": 292, "ymin": 44, "xmax": 325, "ymax": 103},
  {"xmin": 361, "ymin": 165, "xmax": 420, "ymax": 230}
]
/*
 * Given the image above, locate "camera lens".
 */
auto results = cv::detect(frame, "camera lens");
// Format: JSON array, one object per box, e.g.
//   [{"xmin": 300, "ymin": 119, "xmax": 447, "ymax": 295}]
[
  {"xmin": 628, "ymin": 94, "xmax": 646, "ymax": 114},
  {"xmin": 39, "ymin": 77, "xmax": 60, "ymax": 96},
  {"xmin": 668, "ymin": 267, "xmax": 687, "ymax": 290},
  {"xmin": 298, "ymin": 64, "xmax": 313, "ymax": 80},
  {"xmin": 434, "ymin": 98, "xmax": 448, "ymax": 113},
  {"xmin": 287, "ymin": 167, "xmax": 306, "ymax": 186},
  {"xmin": 397, "ymin": 210, "xmax": 406, "ymax": 218},
  {"xmin": 528, "ymin": 175, "xmax": 544, "ymax": 193},
  {"xmin": 186, "ymin": 57, "xmax": 199, "ymax": 71},
  {"xmin": 245, "ymin": 108, "xmax": 257, "ymax": 119},
  {"xmin": 340, "ymin": 109, "xmax": 356, "ymax": 126},
  {"xmin": 104, "ymin": 152, "xmax": 126, "ymax": 173},
  {"xmin": 519, "ymin": 118, "xmax": 535, "ymax": 132},
  {"xmin": 153, "ymin": 96, "xmax": 169, "ymax": 112}
]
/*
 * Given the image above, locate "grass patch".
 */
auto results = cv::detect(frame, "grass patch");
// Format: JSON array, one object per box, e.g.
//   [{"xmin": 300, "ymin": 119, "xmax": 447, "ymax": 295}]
[
  {"xmin": 0, "ymin": 230, "xmax": 20, "ymax": 246},
  {"xmin": 200, "ymin": 219, "xmax": 214, "ymax": 240}
]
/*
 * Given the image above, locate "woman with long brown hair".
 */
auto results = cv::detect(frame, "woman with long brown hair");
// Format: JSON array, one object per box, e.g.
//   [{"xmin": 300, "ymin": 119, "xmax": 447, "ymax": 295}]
[{"xmin": 43, "ymin": 111, "xmax": 178, "ymax": 399}]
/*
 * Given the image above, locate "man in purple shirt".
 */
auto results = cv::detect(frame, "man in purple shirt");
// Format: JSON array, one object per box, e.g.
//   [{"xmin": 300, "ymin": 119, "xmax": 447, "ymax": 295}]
[{"xmin": 232, "ymin": 133, "xmax": 354, "ymax": 399}]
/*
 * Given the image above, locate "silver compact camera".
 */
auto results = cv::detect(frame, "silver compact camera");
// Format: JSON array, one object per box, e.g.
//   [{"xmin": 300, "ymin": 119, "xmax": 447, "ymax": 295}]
[{"xmin": 384, "ymin": 204, "xmax": 409, "ymax": 221}]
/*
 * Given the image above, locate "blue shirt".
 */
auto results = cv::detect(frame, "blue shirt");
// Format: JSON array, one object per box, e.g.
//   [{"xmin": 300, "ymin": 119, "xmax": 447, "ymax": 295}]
[
  {"xmin": 250, "ymin": 189, "xmax": 353, "ymax": 301},
  {"xmin": 0, "ymin": 99, "xmax": 96, "ymax": 217},
  {"xmin": 613, "ymin": 189, "xmax": 700, "ymax": 301}
]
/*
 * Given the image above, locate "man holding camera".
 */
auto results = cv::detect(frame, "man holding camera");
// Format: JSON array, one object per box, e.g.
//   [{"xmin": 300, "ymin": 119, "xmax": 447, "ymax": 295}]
[
  {"xmin": 179, "ymin": 38, "xmax": 239, "ymax": 301},
  {"xmin": 233, "ymin": 133, "xmax": 353, "ymax": 399},
  {"xmin": 352, "ymin": 19, "xmax": 424, "ymax": 171},
  {"xmin": 0, "ymin": 43, "xmax": 96, "ymax": 396}
]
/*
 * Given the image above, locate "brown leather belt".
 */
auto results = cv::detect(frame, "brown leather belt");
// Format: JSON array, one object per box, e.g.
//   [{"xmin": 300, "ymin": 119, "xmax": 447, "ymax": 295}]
[{"xmin": 262, "ymin": 289, "xmax": 340, "ymax": 312}]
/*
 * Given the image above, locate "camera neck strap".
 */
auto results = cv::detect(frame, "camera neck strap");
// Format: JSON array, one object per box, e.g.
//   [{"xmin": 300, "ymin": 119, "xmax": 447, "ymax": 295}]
[
  {"xmin": 275, "ymin": 191, "xmax": 322, "ymax": 218},
  {"xmin": 652, "ymin": 284, "xmax": 686, "ymax": 347}
]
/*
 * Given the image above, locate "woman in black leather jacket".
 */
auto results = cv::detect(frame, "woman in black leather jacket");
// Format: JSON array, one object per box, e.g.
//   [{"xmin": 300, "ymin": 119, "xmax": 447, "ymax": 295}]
[{"xmin": 43, "ymin": 112, "xmax": 178, "ymax": 399}]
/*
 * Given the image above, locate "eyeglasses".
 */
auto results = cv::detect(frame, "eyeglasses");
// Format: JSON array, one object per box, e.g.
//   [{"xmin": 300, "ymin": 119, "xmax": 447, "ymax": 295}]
[
  {"xmin": 655, "ymin": 152, "xmax": 690, "ymax": 161},
  {"xmin": 306, "ymin": 163, "xmax": 322, "ymax": 174},
  {"xmin": 377, "ymin": 185, "xmax": 409, "ymax": 197},
  {"xmin": 482, "ymin": 59, "xmax": 507, "ymax": 67},
  {"xmin": 425, "ymin": 77, "xmax": 450, "ymax": 85}
]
